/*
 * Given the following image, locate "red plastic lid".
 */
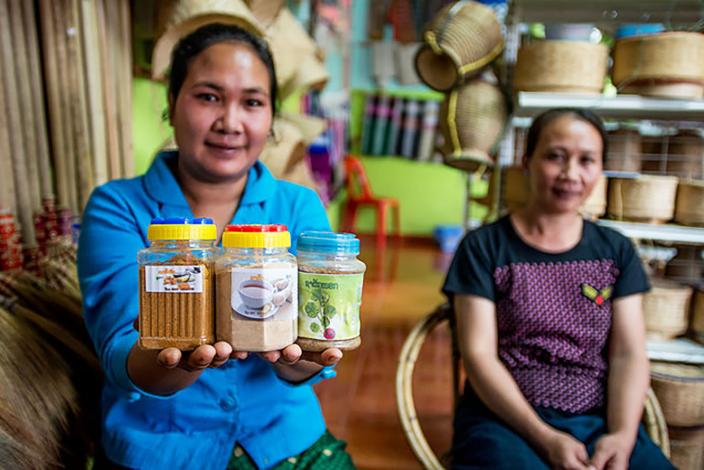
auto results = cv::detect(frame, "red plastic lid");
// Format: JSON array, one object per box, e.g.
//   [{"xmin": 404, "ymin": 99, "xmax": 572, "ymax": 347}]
[{"xmin": 224, "ymin": 224, "xmax": 288, "ymax": 233}]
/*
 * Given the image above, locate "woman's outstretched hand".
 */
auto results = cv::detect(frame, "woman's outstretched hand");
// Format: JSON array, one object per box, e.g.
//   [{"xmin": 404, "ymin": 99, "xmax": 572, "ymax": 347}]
[{"xmin": 157, "ymin": 342, "xmax": 235, "ymax": 371}]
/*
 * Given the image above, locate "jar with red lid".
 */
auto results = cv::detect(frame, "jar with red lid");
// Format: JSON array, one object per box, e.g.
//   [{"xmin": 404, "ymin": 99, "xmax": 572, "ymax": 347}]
[{"xmin": 215, "ymin": 224, "xmax": 297, "ymax": 352}]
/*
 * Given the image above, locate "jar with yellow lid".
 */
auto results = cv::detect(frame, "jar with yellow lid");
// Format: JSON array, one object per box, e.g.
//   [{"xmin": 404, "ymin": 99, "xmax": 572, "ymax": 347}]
[
  {"xmin": 137, "ymin": 217, "xmax": 217, "ymax": 350},
  {"xmin": 215, "ymin": 224, "xmax": 297, "ymax": 352}
]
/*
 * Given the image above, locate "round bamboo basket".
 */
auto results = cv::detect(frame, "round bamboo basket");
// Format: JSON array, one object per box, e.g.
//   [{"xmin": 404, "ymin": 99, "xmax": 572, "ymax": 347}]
[
  {"xmin": 667, "ymin": 131, "xmax": 704, "ymax": 180},
  {"xmin": 692, "ymin": 288, "xmax": 704, "ymax": 345},
  {"xmin": 613, "ymin": 32, "xmax": 704, "ymax": 99},
  {"xmin": 640, "ymin": 136, "xmax": 665, "ymax": 174},
  {"xmin": 514, "ymin": 40, "xmax": 608, "ymax": 94},
  {"xmin": 664, "ymin": 245, "xmax": 703, "ymax": 285},
  {"xmin": 668, "ymin": 426, "xmax": 704, "ymax": 470},
  {"xmin": 607, "ymin": 175, "xmax": 678, "ymax": 223},
  {"xmin": 674, "ymin": 180, "xmax": 704, "ymax": 226},
  {"xmin": 650, "ymin": 362, "xmax": 704, "ymax": 427},
  {"xmin": 501, "ymin": 166, "xmax": 607, "ymax": 219},
  {"xmin": 643, "ymin": 280, "xmax": 693, "ymax": 340},
  {"xmin": 440, "ymin": 77, "xmax": 507, "ymax": 171},
  {"xmin": 414, "ymin": 1, "xmax": 503, "ymax": 91},
  {"xmin": 606, "ymin": 128, "xmax": 641, "ymax": 172}
]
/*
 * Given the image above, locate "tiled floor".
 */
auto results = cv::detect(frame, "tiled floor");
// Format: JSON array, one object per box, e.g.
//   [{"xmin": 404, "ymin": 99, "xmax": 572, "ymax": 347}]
[{"xmin": 314, "ymin": 238, "xmax": 456, "ymax": 469}]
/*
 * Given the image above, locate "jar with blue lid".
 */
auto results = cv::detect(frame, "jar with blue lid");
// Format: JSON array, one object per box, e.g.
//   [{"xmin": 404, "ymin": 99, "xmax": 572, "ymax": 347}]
[
  {"xmin": 137, "ymin": 217, "xmax": 217, "ymax": 350},
  {"xmin": 296, "ymin": 231, "xmax": 366, "ymax": 352}
]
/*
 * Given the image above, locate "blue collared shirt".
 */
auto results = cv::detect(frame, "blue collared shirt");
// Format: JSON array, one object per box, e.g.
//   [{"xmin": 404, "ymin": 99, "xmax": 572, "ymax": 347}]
[{"xmin": 78, "ymin": 151, "xmax": 335, "ymax": 469}]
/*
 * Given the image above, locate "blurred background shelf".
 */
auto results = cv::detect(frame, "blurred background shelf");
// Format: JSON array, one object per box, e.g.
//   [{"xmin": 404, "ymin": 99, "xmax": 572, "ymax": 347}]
[
  {"xmin": 597, "ymin": 220, "xmax": 704, "ymax": 245},
  {"xmin": 647, "ymin": 338, "xmax": 704, "ymax": 365}
]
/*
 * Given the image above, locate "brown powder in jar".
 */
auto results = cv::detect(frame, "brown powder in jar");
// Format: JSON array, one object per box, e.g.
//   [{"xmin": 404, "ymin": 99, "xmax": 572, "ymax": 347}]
[
  {"xmin": 139, "ymin": 253, "xmax": 214, "ymax": 350},
  {"xmin": 296, "ymin": 264, "xmax": 364, "ymax": 352},
  {"xmin": 216, "ymin": 268, "xmax": 297, "ymax": 352}
]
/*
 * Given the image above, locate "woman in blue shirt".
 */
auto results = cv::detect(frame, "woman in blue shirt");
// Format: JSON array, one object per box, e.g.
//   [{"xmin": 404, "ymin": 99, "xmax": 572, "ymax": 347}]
[{"xmin": 78, "ymin": 23, "xmax": 354, "ymax": 469}]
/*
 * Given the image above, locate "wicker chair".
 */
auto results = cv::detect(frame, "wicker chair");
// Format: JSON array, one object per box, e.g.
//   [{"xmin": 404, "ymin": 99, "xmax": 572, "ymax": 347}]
[{"xmin": 396, "ymin": 303, "xmax": 671, "ymax": 469}]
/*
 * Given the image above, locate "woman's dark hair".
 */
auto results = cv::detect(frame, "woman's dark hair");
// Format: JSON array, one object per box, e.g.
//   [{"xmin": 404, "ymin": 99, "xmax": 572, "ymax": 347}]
[
  {"xmin": 525, "ymin": 108, "xmax": 608, "ymax": 162},
  {"xmin": 167, "ymin": 23, "xmax": 278, "ymax": 116}
]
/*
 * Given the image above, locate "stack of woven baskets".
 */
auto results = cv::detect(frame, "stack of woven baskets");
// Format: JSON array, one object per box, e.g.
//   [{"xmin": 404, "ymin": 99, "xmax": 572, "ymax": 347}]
[
  {"xmin": 414, "ymin": 0, "xmax": 508, "ymax": 172},
  {"xmin": 650, "ymin": 362, "xmax": 704, "ymax": 469}
]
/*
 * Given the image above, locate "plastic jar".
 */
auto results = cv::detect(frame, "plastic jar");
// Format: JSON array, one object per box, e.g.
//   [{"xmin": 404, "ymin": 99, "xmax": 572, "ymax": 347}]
[
  {"xmin": 296, "ymin": 231, "xmax": 366, "ymax": 352},
  {"xmin": 137, "ymin": 217, "xmax": 216, "ymax": 350},
  {"xmin": 216, "ymin": 224, "xmax": 297, "ymax": 352}
]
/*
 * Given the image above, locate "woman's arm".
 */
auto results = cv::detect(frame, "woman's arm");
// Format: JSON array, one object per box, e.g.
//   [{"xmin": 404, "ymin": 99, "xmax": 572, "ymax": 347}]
[
  {"xmin": 456, "ymin": 294, "xmax": 591, "ymax": 469},
  {"xmin": 590, "ymin": 293, "xmax": 649, "ymax": 470}
]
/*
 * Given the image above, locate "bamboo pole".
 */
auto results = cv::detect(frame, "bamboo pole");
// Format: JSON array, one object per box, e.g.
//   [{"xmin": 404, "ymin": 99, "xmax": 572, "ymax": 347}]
[
  {"xmin": 118, "ymin": 0, "xmax": 133, "ymax": 177},
  {"xmin": 21, "ymin": 0, "xmax": 53, "ymax": 201},
  {"xmin": 0, "ymin": 17, "xmax": 16, "ymax": 215},
  {"xmin": 8, "ymin": 0, "xmax": 41, "ymax": 213},
  {"xmin": 0, "ymin": 0, "xmax": 36, "ymax": 245},
  {"xmin": 79, "ymin": 0, "xmax": 108, "ymax": 187},
  {"xmin": 38, "ymin": 0, "xmax": 71, "ymax": 210},
  {"xmin": 51, "ymin": 0, "xmax": 80, "ymax": 213},
  {"xmin": 96, "ymin": 0, "xmax": 122, "ymax": 181},
  {"xmin": 66, "ymin": 0, "xmax": 94, "ymax": 209}
]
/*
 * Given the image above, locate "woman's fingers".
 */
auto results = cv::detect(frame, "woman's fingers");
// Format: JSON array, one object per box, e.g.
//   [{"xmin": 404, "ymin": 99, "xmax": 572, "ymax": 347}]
[
  {"xmin": 210, "ymin": 342, "xmax": 233, "ymax": 368},
  {"xmin": 300, "ymin": 348, "xmax": 343, "ymax": 366},
  {"xmin": 157, "ymin": 347, "xmax": 182, "ymax": 368}
]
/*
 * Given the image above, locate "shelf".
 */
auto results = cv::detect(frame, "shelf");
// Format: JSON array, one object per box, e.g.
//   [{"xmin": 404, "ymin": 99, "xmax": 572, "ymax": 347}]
[
  {"xmin": 597, "ymin": 220, "xmax": 704, "ymax": 245},
  {"xmin": 647, "ymin": 338, "xmax": 704, "ymax": 365},
  {"xmin": 514, "ymin": 92, "xmax": 704, "ymax": 121},
  {"xmin": 510, "ymin": 0, "xmax": 703, "ymax": 24}
]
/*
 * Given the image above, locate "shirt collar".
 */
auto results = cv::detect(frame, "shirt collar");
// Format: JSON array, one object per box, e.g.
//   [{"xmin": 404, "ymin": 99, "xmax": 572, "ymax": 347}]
[{"xmin": 143, "ymin": 150, "xmax": 276, "ymax": 208}]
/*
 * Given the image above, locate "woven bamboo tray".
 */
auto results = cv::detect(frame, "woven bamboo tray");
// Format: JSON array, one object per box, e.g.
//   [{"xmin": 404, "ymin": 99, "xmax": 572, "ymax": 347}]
[
  {"xmin": 651, "ymin": 362, "xmax": 704, "ymax": 427},
  {"xmin": 668, "ymin": 425, "xmax": 704, "ymax": 470},
  {"xmin": 415, "ymin": 1, "xmax": 503, "ymax": 91},
  {"xmin": 643, "ymin": 280, "xmax": 693, "ymax": 340},
  {"xmin": 514, "ymin": 40, "xmax": 608, "ymax": 94},
  {"xmin": 675, "ymin": 180, "xmax": 704, "ymax": 226},
  {"xmin": 607, "ymin": 175, "xmax": 679, "ymax": 223},
  {"xmin": 613, "ymin": 32, "xmax": 704, "ymax": 99}
]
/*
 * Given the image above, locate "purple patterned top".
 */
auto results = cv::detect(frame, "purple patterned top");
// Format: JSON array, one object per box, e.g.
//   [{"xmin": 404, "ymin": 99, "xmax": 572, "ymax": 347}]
[{"xmin": 443, "ymin": 217, "xmax": 649, "ymax": 413}]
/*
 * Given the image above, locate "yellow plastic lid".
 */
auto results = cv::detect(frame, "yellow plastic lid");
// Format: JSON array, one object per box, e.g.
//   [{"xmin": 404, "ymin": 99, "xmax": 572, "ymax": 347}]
[
  {"xmin": 222, "ymin": 224, "xmax": 291, "ymax": 248},
  {"xmin": 147, "ymin": 217, "xmax": 217, "ymax": 241}
]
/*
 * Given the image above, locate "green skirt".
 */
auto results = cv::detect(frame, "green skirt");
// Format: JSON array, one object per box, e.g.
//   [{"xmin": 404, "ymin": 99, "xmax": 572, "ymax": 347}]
[{"xmin": 227, "ymin": 430, "xmax": 355, "ymax": 470}]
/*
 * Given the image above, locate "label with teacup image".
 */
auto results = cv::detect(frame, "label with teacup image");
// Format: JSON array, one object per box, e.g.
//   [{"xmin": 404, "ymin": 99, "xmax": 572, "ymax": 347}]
[{"xmin": 230, "ymin": 268, "xmax": 297, "ymax": 320}]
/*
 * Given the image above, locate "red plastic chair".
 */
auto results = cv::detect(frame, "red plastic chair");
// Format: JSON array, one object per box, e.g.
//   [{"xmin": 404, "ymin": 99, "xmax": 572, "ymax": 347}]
[{"xmin": 341, "ymin": 156, "xmax": 400, "ymax": 244}]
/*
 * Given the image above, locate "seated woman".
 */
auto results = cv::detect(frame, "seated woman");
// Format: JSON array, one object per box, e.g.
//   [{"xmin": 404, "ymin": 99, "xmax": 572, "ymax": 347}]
[{"xmin": 443, "ymin": 108, "xmax": 674, "ymax": 470}]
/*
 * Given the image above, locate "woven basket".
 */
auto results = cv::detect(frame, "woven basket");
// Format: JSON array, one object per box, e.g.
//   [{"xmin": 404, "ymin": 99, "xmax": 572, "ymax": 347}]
[
  {"xmin": 607, "ymin": 175, "xmax": 679, "ymax": 223},
  {"xmin": 414, "ymin": 1, "xmax": 503, "ymax": 91},
  {"xmin": 675, "ymin": 180, "xmax": 704, "ymax": 226},
  {"xmin": 440, "ymin": 77, "xmax": 507, "ymax": 171},
  {"xmin": 606, "ymin": 128, "xmax": 642, "ymax": 172},
  {"xmin": 668, "ymin": 426, "xmax": 704, "ymax": 470},
  {"xmin": 692, "ymin": 288, "xmax": 704, "ymax": 345},
  {"xmin": 244, "ymin": 0, "xmax": 284, "ymax": 27},
  {"xmin": 667, "ymin": 131, "xmax": 704, "ymax": 180},
  {"xmin": 613, "ymin": 32, "xmax": 704, "ymax": 99},
  {"xmin": 651, "ymin": 362, "xmax": 704, "ymax": 427},
  {"xmin": 258, "ymin": 118, "xmax": 306, "ymax": 178},
  {"xmin": 664, "ymin": 245, "xmax": 704, "ymax": 286},
  {"xmin": 152, "ymin": 0, "xmax": 262, "ymax": 79},
  {"xmin": 514, "ymin": 40, "xmax": 608, "ymax": 94},
  {"xmin": 643, "ymin": 280, "xmax": 693, "ymax": 340}
]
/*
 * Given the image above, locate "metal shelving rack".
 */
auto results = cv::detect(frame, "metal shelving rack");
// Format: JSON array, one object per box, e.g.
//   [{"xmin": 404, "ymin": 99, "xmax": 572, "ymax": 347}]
[{"xmin": 499, "ymin": 0, "xmax": 704, "ymax": 363}]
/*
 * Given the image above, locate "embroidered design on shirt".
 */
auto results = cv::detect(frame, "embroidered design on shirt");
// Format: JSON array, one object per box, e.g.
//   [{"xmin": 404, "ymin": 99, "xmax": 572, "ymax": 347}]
[{"xmin": 581, "ymin": 283, "xmax": 612, "ymax": 306}]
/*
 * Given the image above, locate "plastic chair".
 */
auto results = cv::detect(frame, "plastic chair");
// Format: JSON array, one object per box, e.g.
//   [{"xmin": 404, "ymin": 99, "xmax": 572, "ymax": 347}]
[
  {"xmin": 396, "ymin": 304, "xmax": 671, "ymax": 469},
  {"xmin": 341, "ymin": 156, "xmax": 400, "ymax": 244}
]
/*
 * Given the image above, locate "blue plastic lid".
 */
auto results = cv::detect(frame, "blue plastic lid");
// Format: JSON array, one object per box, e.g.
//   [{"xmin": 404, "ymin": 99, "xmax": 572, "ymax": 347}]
[
  {"xmin": 615, "ymin": 23, "xmax": 664, "ymax": 39},
  {"xmin": 150, "ymin": 217, "xmax": 214, "ymax": 225},
  {"xmin": 298, "ymin": 231, "xmax": 360, "ymax": 255}
]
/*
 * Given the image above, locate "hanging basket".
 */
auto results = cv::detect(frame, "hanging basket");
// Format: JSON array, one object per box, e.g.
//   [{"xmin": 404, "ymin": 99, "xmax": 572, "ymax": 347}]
[
  {"xmin": 439, "ymin": 77, "xmax": 507, "ymax": 171},
  {"xmin": 675, "ymin": 179, "xmax": 704, "ymax": 226},
  {"xmin": 414, "ymin": 1, "xmax": 503, "ymax": 91},
  {"xmin": 152, "ymin": 0, "xmax": 262, "ymax": 79},
  {"xmin": 514, "ymin": 40, "xmax": 608, "ymax": 94},
  {"xmin": 607, "ymin": 175, "xmax": 679, "ymax": 223},
  {"xmin": 650, "ymin": 362, "xmax": 704, "ymax": 427},
  {"xmin": 613, "ymin": 32, "xmax": 704, "ymax": 99},
  {"xmin": 606, "ymin": 128, "xmax": 642, "ymax": 172},
  {"xmin": 643, "ymin": 279, "xmax": 693, "ymax": 340}
]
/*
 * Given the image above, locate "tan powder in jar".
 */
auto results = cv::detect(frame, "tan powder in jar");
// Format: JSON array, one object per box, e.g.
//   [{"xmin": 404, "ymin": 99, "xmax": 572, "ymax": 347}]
[{"xmin": 139, "ymin": 254, "xmax": 214, "ymax": 350}]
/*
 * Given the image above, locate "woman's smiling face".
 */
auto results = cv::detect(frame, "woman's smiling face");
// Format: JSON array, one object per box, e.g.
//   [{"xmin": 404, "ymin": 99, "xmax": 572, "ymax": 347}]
[
  {"xmin": 525, "ymin": 114, "xmax": 604, "ymax": 215},
  {"xmin": 169, "ymin": 41, "xmax": 273, "ymax": 183}
]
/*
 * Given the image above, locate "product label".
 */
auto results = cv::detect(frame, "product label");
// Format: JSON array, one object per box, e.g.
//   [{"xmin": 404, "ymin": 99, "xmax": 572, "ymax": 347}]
[
  {"xmin": 145, "ymin": 265, "xmax": 204, "ymax": 293},
  {"xmin": 298, "ymin": 272, "xmax": 364, "ymax": 341},
  {"xmin": 230, "ymin": 267, "xmax": 297, "ymax": 320}
]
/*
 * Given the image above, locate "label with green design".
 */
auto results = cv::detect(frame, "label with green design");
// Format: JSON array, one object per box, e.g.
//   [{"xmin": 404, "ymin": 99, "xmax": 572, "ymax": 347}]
[{"xmin": 298, "ymin": 272, "xmax": 364, "ymax": 341}]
